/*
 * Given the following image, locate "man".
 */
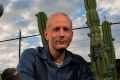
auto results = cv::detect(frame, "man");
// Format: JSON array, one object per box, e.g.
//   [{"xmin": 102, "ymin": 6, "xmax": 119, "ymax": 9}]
[{"xmin": 17, "ymin": 12, "xmax": 94, "ymax": 80}]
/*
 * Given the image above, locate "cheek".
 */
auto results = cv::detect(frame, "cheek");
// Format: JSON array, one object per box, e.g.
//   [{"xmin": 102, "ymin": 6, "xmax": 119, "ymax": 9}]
[
  {"xmin": 48, "ymin": 34, "xmax": 57, "ymax": 41},
  {"xmin": 67, "ymin": 33, "xmax": 73, "ymax": 40},
  {"xmin": 68, "ymin": 36, "xmax": 72, "ymax": 42},
  {"xmin": 45, "ymin": 32, "xmax": 55, "ymax": 40}
]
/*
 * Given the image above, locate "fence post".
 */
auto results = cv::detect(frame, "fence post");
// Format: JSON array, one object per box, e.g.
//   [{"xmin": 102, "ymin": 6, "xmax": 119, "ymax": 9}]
[
  {"xmin": 19, "ymin": 30, "xmax": 21, "ymax": 60},
  {"xmin": 0, "ymin": 0, "xmax": 3, "ymax": 17}
]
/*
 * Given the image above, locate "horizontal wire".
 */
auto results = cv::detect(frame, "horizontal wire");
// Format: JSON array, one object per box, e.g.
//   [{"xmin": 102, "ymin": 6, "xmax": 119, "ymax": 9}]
[{"xmin": 0, "ymin": 22, "xmax": 120, "ymax": 43}]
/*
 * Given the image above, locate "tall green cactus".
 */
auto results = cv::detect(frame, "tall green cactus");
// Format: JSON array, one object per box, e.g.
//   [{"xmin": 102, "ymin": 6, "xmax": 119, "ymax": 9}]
[
  {"xmin": 36, "ymin": 12, "xmax": 48, "ymax": 46},
  {"xmin": 102, "ymin": 21, "xmax": 117, "ymax": 80},
  {"xmin": 84, "ymin": 0, "xmax": 102, "ymax": 79},
  {"xmin": 84, "ymin": 0, "xmax": 117, "ymax": 80}
]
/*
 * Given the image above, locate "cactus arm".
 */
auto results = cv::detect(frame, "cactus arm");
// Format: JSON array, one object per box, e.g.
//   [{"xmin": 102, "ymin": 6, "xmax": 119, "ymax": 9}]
[
  {"xmin": 36, "ymin": 12, "xmax": 48, "ymax": 46},
  {"xmin": 84, "ymin": 0, "xmax": 96, "ymax": 11},
  {"xmin": 102, "ymin": 21, "xmax": 117, "ymax": 80}
]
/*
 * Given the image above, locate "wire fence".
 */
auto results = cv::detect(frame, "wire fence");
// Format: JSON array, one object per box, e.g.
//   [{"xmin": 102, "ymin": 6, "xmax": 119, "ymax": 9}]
[
  {"xmin": 0, "ymin": 22, "xmax": 120, "ymax": 72},
  {"xmin": 0, "ymin": 22, "xmax": 120, "ymax": 58}
]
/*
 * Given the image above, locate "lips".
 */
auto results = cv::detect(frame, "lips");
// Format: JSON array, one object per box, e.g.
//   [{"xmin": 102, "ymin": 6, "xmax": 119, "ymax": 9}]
[{"xmin": 56, "ymin": 40, "xmax": 66, "ymax": 43}]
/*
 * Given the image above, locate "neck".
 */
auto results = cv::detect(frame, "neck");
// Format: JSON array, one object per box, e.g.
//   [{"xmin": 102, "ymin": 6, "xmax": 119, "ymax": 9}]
[{"xmin": 49, "ymin": 47, "xmax": 66, "ymax": 64}]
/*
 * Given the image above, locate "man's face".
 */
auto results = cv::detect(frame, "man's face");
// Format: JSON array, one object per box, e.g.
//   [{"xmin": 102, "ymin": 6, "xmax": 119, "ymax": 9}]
[{"xmin": 45, "ymin": 14, "xmax": 73, "ymax": 50}]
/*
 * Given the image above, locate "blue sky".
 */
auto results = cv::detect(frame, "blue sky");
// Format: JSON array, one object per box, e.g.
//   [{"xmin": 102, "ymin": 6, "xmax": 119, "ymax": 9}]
[{"xmin": 0, "ymin": 0, "xmax": 120, "ymax": 72}]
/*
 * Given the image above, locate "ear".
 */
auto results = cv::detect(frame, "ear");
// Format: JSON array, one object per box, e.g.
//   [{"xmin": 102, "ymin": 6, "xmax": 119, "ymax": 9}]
[{"xmin": 44, "ymin": 30, "xmax": 49, "ymax": 40}]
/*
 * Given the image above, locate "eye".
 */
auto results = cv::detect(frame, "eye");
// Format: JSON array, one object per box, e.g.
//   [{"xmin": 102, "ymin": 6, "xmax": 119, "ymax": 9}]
[
  {"xmin": 53, "ymin": 27, "xmax": 60, "ymax": 32},
  {"xmin": 63, "ymin": 27, "xmax": 70, "ymax": 32}
]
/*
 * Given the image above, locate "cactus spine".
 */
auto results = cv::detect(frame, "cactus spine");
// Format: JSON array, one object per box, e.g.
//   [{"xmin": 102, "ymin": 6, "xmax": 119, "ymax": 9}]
[
  {"xmin": 36, "ymin": 12, "xmax": 48, "ymax": 46},
  {"xmin": 84, "ymin": 0, "xmax": 117, "ymax": 80}
]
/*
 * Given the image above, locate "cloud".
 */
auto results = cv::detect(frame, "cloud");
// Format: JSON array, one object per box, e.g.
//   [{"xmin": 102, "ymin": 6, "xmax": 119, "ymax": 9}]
[
  {"xmin": 97, "ymin": 0, "xmax": 120, "ymax": 22},
  {"xmin": 97, "ymin": 0, "xmax": 120, "ymax": 17},
  {"xmin": 0, "ymin": 51, "xmax": 19, "ymax": 71},
  {"xmin": 28, "ymin": 21, "xmax": 38, "ymax": 31},
  {"xmin": 0, "ymin": 40, "xmax": 19, "ymax": 71},
  {"xmin": 30, "ymin": 0, "xmax": 81, "ymax": 16}
]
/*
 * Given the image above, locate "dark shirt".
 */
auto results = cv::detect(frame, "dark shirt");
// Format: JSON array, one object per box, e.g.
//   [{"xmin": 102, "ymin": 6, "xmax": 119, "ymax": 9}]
[{"xmin": 17, "ymin": 46, "xmax": 94, "ymax": 80}]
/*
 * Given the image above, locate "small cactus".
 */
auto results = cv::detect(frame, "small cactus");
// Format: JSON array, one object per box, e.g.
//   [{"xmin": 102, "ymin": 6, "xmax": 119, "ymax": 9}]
[
  {"xmin": 102, "ymin": 21, "xmax": 117, "ymax": 79},
  {"xmin": 36, "ymin": 12, "xmax": 48, "ymax": 46}
]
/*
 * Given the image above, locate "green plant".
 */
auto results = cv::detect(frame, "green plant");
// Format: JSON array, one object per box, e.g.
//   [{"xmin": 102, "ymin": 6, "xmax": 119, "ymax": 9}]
[
  {"xmin": 36, "ymin": 12, "xmax": 48, "ymax": 46},
  {"xmin": 84, "ymin": 0, "xmax": 117, "ymax": 80}
]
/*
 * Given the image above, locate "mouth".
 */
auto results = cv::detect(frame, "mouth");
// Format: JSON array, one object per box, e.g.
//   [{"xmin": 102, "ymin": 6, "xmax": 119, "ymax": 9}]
[{"xmin": 57, "ymin": 40, "xmax": 66, "ymax": 44}]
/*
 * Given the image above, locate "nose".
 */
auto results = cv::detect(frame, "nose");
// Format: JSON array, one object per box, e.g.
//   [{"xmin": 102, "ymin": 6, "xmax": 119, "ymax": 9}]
[{"xmin": 59, "ymin": 29, "xmax": 65, "ymax": 38}]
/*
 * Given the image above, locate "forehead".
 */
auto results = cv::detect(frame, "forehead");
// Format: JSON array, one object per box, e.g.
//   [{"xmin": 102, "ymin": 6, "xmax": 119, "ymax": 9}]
[
  {"xmin": 47, "ymin": 14, "xmax": 72, "ymax": 25},
  {"xmin": 46, "ymin": 13, "xmax": 72, "ymax": 31}
]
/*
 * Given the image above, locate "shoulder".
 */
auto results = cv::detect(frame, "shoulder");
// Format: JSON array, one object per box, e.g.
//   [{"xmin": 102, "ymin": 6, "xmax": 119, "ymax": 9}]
[
  {"xmin": 19, "ymin": 48, "xmax": 36, "ymax": 64},
  {"xmin": 21, "ymin": 48, "xmax": 36, "ymax": 58},
  {"xmin": 68, "ymin": 51, "xmax": 88, "ymax": 64},
  {"xmin": 20, "ymin": 47, "xmax": 44, "ymax": 61},
  {"xmin": 21, "ymin": 46, "xmax": 43, "ymax": 57}
]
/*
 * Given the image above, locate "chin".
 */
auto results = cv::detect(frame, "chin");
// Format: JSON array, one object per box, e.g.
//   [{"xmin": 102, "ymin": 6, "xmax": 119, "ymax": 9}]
[{"xmin": 57, "ymin": 45, "xmax": 67, "ymax": 50}]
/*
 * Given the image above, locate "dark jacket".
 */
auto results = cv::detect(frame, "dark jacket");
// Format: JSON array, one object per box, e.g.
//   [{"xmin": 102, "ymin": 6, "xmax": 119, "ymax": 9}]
[{"xmin": 17, "ymin": 46, "xmax": 94, "ymax": 80}]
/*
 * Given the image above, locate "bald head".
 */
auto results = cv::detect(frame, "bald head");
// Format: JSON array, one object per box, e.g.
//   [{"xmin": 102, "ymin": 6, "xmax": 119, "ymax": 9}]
[
  {"xmin": 44, "ymin": 12, "xmax": 73, "ymax": 52},
  {"xmin": 46, "ymin": 12, "xmax": 72, "ymax": 29}
]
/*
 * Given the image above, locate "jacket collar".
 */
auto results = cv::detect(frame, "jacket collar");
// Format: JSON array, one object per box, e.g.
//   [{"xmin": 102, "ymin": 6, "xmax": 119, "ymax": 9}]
[{"xmin": 36, "ymin": 45, "xmax": 81, "ymax": 63}]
